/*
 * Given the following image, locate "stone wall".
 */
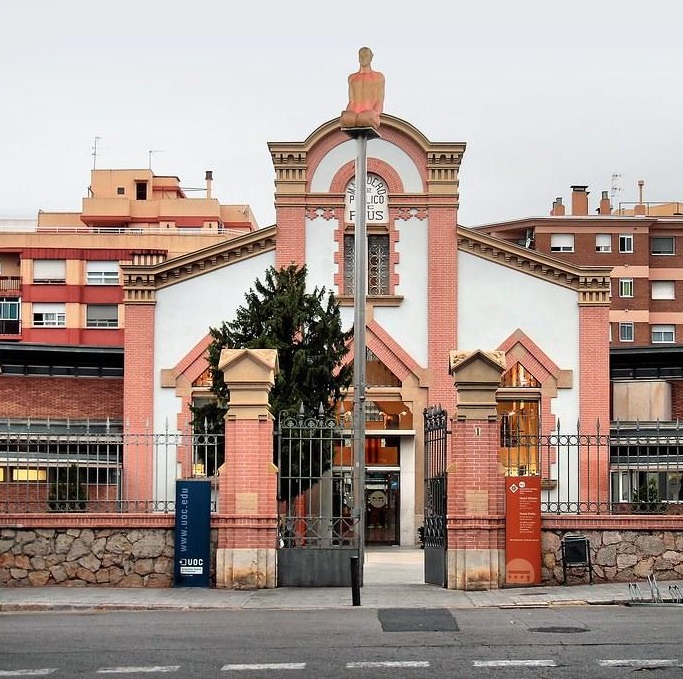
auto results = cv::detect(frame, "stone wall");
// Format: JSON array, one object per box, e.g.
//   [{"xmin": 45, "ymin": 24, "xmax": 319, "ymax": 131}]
[
  {"xmin": 0, "ymin": 527, "xmax": 175, "ymax": 587},
  {"xmin": 543, "ymin": 529, "xmax": 683, "ymax": 585}
]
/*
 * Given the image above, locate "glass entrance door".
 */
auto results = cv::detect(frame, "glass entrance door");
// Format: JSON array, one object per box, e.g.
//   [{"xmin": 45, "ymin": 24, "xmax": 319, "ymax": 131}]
[{"xmin": 365, "ymin": 470, "xmax": 399, "ymax": 545}]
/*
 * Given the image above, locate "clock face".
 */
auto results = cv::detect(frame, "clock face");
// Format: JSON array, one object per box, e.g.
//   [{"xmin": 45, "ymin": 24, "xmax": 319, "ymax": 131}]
[{"xmin": 345, "ymin": 173, "xmax": 388, "ymax": 224}]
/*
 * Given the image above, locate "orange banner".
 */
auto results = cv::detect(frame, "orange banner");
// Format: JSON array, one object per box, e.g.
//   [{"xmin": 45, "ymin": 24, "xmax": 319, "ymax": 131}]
[{"xmin": 505, "ymin": 476, "xmax": 542, "ymax": 585}]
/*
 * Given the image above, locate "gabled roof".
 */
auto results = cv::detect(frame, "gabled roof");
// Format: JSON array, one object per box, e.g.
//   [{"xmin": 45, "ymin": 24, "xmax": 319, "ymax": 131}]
[{"xmin": 457, "ymin": 225, "xmax": 611, "ymax": 303}]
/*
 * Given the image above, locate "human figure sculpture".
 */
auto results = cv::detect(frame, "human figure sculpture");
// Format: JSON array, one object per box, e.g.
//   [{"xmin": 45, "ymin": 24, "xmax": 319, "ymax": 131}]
[{"xmin": 341, "ymin": 47, "xmax": 385, "ymax": 130}]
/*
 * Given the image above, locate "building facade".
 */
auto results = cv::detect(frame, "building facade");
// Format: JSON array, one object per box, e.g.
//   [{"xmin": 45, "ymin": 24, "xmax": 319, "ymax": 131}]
[{"xmin": 121, "ymin": 114, "xmax": 610, "ymax": 545}]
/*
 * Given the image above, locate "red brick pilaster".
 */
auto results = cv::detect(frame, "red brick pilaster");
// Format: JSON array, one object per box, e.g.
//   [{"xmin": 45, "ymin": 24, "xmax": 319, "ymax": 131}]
[
  {"xmin": 428, "ymin": 206, "xmax": 458, "ymax": 409},
  {"xmin": 447, "ymin": 350, "xmax": 507, "ymax": 590},
  {"xmin": 275, "ymin": 206, "xmax": 307, "ymax": 268},
  {"xmin": 215, "ymin": 349, "xmax": 279, "ymax": 589},
  {"xmin": 579, "ymin": 305, "xmax": 611, "ymax": 505},
  {"xmin": 123, "ymin": 303, "xmax": 155, "ymax": 502}
]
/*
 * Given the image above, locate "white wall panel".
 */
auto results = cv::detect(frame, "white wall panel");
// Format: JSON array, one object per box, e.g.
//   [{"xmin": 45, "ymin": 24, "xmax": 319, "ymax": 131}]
[
  {"xmin": 374, "ymin": 216, "xmax": 428, "ymax": 366},
  {"xmin": 305, "ymin": 216, "xmax": 338, "ymax": 292},
  {"xmin": 458, "ymin": 251, "xmax": 580, "ymax": 422},
  {"xmin": 310, "ymin": 138, "xmax": 423, "ymax": 194},
  {"xmin": 153, "ymin": 252, "xmax": 275, "ymax": 431}
]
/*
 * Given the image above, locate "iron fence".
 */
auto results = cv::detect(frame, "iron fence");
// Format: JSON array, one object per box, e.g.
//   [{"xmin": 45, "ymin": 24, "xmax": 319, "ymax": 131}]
[
  {"xmin": 0, "ymin": 419, "xmax": 222, "ymax": 513},
  {"xmin": 503, "ymin": 420, "xmax": 683, "ymax": 515},
  {"xmin": 276, "ymin": 406, "xmax": 358, "ymax": 549}
]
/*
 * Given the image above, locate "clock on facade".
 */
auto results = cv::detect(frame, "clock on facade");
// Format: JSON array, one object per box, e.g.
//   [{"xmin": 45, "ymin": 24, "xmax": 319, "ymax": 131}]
[{"xmin": 344, "ymin": 173, "xmax": 388, "ymax": 224}]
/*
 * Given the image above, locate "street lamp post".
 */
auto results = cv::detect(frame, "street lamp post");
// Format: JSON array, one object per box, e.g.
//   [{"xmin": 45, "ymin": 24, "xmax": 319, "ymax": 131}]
[{"xmin": 346, "ymin": 126, "xmax": 378, "ymax": 581}]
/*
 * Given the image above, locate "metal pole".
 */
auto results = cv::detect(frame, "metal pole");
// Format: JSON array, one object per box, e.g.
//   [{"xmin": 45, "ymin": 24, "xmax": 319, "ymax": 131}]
[{"xmin": 352, "ymin": 133, "xmax": 368, "ymax": 578}]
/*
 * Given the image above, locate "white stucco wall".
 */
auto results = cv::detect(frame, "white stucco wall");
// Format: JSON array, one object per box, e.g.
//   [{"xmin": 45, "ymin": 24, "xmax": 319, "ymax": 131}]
[
  {"xmin": 309, "ymin": 138, "xmax": 423, "ymax": 194},
  {"xmin": 374, "ymin": 216, "xmax": 428, "ymax": 366},
  {"xmin": 153, "ymin": 251, "xmax": 275, "ymax": 432},
  {"xmin": 457, "ymin": 251, "xmax": 580, "ymax": 426},
  {"xmin": 305, "ymin": 215, "xmax": 338, "ymax": 293}
]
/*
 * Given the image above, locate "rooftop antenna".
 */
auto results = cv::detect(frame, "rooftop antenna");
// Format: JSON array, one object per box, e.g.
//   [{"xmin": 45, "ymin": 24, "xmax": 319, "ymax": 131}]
[
  {"xmin": 92, "ymin": 136, "xmax": 102, "ymax": 170},
  {"xmin": 610, "ymin": 172, "xmax": 623, "ymax": 211},
  {"xmin": 148, "ymin": 149, "xmax": 164, "ymax": 171}
]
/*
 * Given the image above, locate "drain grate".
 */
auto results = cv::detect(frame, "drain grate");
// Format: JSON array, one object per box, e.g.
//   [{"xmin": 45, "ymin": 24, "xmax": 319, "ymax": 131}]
[{"xmin": 378, "ymin": 608, "xmax": 459, "ymax": 632}]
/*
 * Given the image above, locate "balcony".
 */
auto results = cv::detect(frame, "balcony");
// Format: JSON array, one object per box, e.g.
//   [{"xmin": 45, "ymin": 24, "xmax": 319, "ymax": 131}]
[{"xmin": 0, "ymin": 276, "xmax": 21, "ymax": 295}]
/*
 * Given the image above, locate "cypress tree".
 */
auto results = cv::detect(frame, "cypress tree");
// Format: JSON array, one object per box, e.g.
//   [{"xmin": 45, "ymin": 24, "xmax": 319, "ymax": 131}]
[{"xmin": 192, "ymin": 264, "xmax": 353, "ymax": 492}]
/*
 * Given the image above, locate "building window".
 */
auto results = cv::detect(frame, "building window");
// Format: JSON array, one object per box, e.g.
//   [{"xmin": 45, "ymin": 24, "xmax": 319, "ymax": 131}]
[
  {"xmin": 116, "ymin": 187, "xmax": 125, "ymax": 195},
  {"xmin": 86, "ymin": 261, "xmax": 119, "ymax": 285},
  {"xmin": 368, "ymin": 235, "xmax": 390, "ymax": 295},
  {"xmin": 86, "ymin": 305, "xmax": 118, "ymax": 328},
  {"xmin": 136, "ymin": 182, "xmax": 147, "ymax": 200},
  {"xmin": 652, "ymin": 280, "xmax": 675, "ymax": 300},
  {"xmin": 344, "ymin": 234, "xmax": 390, "ymax": 296},
  {"xmin": 0, "ymin": 297, "xmax": 20, "ymax": 334},
  {"xmin": 618, "ymin": 278, "xmax": 634, "ymax": 298},
  {"xmin": 33, "ymin": 259, "xmax": 66, "ymax": 284},
  {"xmin": 619, "ymin": 234, "xmax": 634, "ymax": 253},
  {"xmin": 651, "ymin": 236, "xmax": 674, "ymax": 255},
  {"xmin": 498, "ymin": 399, "xmax": 540, "ymax": 476},
  {"xmin": 652, "ymin": 324, "xmax": 675, "ymax": 343},
  {"xmin": 595, "ymin": 234, "xmax": 612, "ymax": 252},
  {"xmin": 32, "ymin": 303, "xmax": 66, "ymax": 327},
  {"xmin": 619, "ymin": 322, "xmax": 634, "ymax": 342},
  {"xmin": 550, "ymin": 234, "xmax": 574, "ymax": 252}
]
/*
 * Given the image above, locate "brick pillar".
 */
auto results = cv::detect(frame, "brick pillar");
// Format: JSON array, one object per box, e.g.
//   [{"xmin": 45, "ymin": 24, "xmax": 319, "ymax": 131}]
[
  {"xmin": 215, "ymin": 349, "xmax": 279, "ymax": 589},
  {"xmin": 579, "ymin": 304, "xmax": 611, "ymax": 506},
  {"xmin": 123, "ymin": 303, "xmax": 155, "ymax": 503},
  {"xmin": 447, "ymin": 350, "xmax": 506, "ymax": 590}
]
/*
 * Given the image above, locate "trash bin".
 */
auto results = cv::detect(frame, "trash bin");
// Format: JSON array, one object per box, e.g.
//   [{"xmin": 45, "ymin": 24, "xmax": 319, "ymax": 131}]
[{"xmin": 561, "ymin": 534, "xmax": 592, "ymax": 585}]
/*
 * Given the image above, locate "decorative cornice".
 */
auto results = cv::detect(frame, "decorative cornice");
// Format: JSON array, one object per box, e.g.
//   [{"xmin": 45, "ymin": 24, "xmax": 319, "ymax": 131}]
[
  {"xmin": 122, "ymin": 226, "xmax": 276, "ymax": 302},
  {"xmin": 305, "ymin": 207, "xmax": 337, "ymax": 221},
  {"xmin": 395, "ymin": 207, "xmax": 428, "ymax": 221},
  {"xmin": 457, "ymin": 226, "xmax": 612, "ymax": 304}
]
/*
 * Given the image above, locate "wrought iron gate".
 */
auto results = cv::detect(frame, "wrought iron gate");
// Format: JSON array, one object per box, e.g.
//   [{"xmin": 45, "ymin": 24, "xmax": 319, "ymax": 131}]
[
  {"xmin": 423, "ymin": 406, "xmax": 448, "ymax": 586},
  {"xmin": 276, "ymin": 406, "xmax": 358, "ymax": 587}
]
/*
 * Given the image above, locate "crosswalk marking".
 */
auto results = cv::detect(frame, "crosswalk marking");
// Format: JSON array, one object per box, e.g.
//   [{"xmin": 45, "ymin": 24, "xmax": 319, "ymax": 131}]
[
  {"xmin": 221, "ymin": 664, "xmax": 306, "ymax": 671},
  {"xmin": 598, "ymin": 659, "xmax": 683, "ymax": 668},
  {"xmin": 0, "ymin": 672, "xmax": 57, "ymax": 677},
  {"xmin": 347, "ymin": 661, "xmax": 430, "ymax": 668},
  {"xmin": 473, "ymin": 660, "xmax": 557, "ymax": 667},
  {"xmin": 97, "ymin": 668, "xmax": 179, "ymax": 674}
]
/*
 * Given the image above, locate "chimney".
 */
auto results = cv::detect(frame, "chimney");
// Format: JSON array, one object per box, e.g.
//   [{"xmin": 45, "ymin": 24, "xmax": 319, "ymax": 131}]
[
  {"xmin": 571, "ymin": 185, "xmax": 589, "ymax": 216},
  {"xmin": 205, "ymin": 170, "xmax": 213, "ymax": 200},
  {"xmin": 634, "ymin": 179, "xmax": 646, "ymax": 215},
  {"xmin": 550, "ymin": 197, "xmax": 565, "ymax": 216},
  {"xmin": 598, "ymin": 190, "xmax": 611, "ymax": 215}
]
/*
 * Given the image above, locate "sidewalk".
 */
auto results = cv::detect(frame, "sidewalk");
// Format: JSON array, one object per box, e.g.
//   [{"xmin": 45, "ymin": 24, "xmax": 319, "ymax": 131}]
[{"xmin": 1, "ymin": 548, "xmax": 681, "ymax": 612}]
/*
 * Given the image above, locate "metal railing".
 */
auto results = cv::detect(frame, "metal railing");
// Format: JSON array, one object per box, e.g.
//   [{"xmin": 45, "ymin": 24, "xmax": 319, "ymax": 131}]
[
  {"xmin": 503, "ymin": 420, "xmax": 683, "ymax": 515},
  {"xmin": 0, "ymin": 420, "xmax": 223, "ymax": 514}
]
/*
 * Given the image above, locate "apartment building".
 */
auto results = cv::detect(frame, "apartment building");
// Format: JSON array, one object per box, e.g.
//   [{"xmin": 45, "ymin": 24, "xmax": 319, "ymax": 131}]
[
  {"xmin": 476, "ymin": 183, "xmax": 683, "ymax": 424},
  {"xmin": 0, "ymin": 168, "xmax": 257, "ymax": 423}
]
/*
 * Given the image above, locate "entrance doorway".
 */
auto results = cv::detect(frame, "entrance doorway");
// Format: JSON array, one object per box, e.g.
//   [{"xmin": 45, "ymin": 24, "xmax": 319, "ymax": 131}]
[{"xmin": 365, "ymin": 470, "xmax": 399, "ymax": 545}]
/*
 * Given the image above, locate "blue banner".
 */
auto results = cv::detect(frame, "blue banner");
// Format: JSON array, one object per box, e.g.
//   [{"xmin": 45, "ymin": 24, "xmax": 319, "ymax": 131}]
[{"xmin": 174, "ymin": 479, "xmax": 211, "ymax": 587}]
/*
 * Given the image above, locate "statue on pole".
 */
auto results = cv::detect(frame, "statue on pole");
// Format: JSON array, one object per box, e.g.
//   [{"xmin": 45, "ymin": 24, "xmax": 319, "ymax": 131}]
[{"xmin": 341, "ymin": 47, "xmax": 385, "ymax": 131}]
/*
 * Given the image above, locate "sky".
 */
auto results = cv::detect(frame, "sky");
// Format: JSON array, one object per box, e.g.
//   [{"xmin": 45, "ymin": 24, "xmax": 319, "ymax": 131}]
[{"xmin": 1, "ymin": 0, "xmax": 682, "ymax": 228}]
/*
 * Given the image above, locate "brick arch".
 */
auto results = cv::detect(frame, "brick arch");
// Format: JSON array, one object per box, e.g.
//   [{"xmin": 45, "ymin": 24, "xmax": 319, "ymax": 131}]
[
  {"xmin": 497, "ymin": 328, "xmax": 572, "ymax": 436},
  {"xmin": 304, "ymin": 114, "xmax": 430, "ymax": 193},
  {"xmin": 329, "ymin": 159, "xmax": 406, "ymax": 195}
]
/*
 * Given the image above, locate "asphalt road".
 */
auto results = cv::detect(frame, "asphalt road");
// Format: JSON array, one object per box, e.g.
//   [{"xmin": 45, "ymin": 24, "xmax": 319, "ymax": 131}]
[{"xmin": 2, "ymin": 605, "xmax": 683, "ymax": 678}]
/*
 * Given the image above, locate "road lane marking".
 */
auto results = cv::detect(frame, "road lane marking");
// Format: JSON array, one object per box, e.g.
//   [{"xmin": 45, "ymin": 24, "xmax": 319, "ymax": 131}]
[
  {"xmin": 97, "ymin": 668, "xmax": 179, "ymax": 674},
  {"xmin": 0, "ymin": 672, "xmax": 57, "ymax": 677},
  {"xmin": 599, "ymin": 659, "xmax": 683, "ymax": 668},
  {"xmin": 473, "ymin": 660, "xmax": 557, "ymax": 667},
  {"xmin": 346, "ymin": 661, "xmax": 430, "ymax": 669},
  {"xmin": 221, "ymin": 664, "xmax": 305, "ymax": 671}
]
